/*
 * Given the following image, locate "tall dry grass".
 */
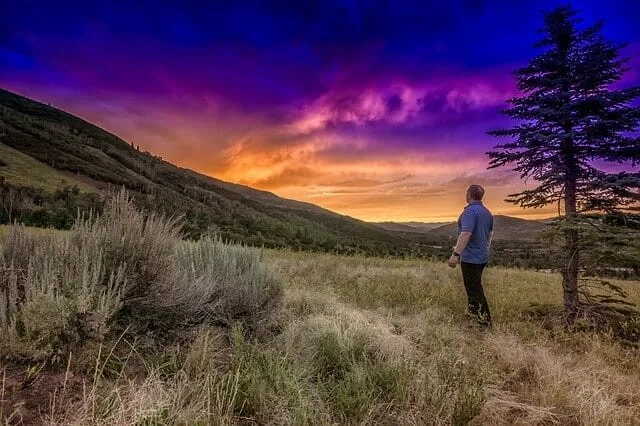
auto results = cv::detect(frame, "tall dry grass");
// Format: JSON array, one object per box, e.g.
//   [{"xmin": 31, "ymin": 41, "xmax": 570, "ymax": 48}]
[
  {"xmin": 2, "ymin": 211, "xmax": 640, "ymax": 424},
  {"xmin": 42, "ymin": 251, "xmax": 640, "ymax": 425}
]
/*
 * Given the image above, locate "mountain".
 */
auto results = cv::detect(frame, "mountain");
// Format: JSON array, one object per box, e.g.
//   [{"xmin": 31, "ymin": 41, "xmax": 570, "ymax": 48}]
[
  {"xmin": 372, "ymin": 221, "xmax": 450, "ymax": 234},
  {"xmin": 425, "ymin": 215, "xmax": 547, "ymax": 240},
  {"xmin": 0, "ymin": 88, "xmax": 437, "ymax": 256},
  {"xmin": 401, "ymin": 221, "xmax": 451, "ymax": 229}
]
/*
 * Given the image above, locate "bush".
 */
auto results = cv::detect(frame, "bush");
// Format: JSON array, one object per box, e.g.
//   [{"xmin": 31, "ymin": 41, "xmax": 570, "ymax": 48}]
[
  {"xmin": 71, "ymin": 189, "xmax": 181, "ymax": 304},
  {"xmin": 0, "ymin": 227, "xmax": 125, "ymax": 362},
  {"xmin": 0, "ymin": 190, "xmax": 284, "ymax": 363},
  {"xmin": 161, "ymin": 238, "xmax": 283, "ymax": 331}
]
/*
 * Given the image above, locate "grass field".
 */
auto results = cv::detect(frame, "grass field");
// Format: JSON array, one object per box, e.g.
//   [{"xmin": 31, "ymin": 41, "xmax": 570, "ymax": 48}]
[
  {"xmin": 0, "ymin": 142, "xmax": 95, "ymax": 192},
  {"xmin": 2, "ymin": 214, "xmax": 640, "ymax": 424},
  {"xmin": 264, "ymin": 251, "xmax": 640, "ymax": 423}
]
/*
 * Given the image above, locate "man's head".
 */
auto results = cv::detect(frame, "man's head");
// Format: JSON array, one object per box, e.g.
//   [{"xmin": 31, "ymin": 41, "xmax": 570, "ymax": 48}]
[{"xmin": 466, "ymin": 184, "xmax": 485, "ymax": 203}]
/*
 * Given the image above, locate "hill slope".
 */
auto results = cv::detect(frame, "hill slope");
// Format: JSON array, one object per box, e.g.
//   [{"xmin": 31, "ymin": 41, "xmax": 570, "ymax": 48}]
[
  {"xmin": 426, "ymin": 215, "xmax": 547, "ymax": 240},
  {"xmin": 372, "ymin": 221, "xmax": 449, "ymax": 234},
  {"xmin": 0, "ymin": 142, "xmax": 95, "ymax": 192},
  {"xmin": 0, "ymin": 88, "xmax": 432, "ymax": 255}
]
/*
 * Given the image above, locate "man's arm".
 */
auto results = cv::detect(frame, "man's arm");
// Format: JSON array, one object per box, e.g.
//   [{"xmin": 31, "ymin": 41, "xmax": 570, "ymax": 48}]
[
  {"xmin": 448, "ymin": 209, "xmax": 476, "ymax": 267},
  {"xmin": 454, "ymin": 232, "xmax": 472, "ymax": 255},
  {"xmin": 448, "ymin": 231, "xmax": 472, "ymax": 267}
]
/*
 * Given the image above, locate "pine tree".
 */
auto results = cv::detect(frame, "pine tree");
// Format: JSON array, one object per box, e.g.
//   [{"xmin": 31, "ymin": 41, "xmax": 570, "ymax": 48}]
[{"xmin": 488, "ymin": 5, "xmax": 640, "ymax": 322}]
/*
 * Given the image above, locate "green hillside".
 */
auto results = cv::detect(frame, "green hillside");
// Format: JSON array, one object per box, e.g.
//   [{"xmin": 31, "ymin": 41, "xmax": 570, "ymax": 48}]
[
  {"xmin": 0, "ymin": 88, "xmax": 434, "ymax": 255},
  {"xmin": 0, "ymin": 142, "xmax": 95, "ymax": 192}
]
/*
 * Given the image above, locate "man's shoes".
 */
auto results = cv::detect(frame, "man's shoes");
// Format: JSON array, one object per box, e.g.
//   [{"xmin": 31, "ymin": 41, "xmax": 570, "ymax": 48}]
[
  {"xmin": 478, "ymin": 319, "xmax": 492, "ymax": 328},
  {"xmin": 477, "ymin": 312, "xmax": 492, "ymax": 327},
  {"xmin": 464, "ymin": 309, "xmax": 492, "ymax": 328}
]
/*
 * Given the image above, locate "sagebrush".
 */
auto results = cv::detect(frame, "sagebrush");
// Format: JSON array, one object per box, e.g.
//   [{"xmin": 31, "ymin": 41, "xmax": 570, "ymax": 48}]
[{"xmin": 0, "ymin": 190, "xmax": 283, "ymax": 362}]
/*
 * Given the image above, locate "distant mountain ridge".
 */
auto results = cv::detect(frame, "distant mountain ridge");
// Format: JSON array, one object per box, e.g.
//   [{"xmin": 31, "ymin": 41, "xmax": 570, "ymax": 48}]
[
  {"xmin": 373, "ymin": 215, "xmax": 547, "ymax": 240},
  {"xmin": 372, "ymin": 221, "xmax": 448, "ymax": 234},
  {"xmin": 425, "ymin": 215, "xmax": 547, "ymax": 240}
]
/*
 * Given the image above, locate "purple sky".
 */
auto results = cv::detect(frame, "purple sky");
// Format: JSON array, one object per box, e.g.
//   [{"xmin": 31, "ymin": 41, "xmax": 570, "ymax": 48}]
[{"xmin": 1, "ymin": 0, "xmax": 639, "ymax": 221}]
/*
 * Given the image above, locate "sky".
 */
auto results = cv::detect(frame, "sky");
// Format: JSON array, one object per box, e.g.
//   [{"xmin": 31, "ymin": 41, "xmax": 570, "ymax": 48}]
[{"xmin": 1, "ymin": 0, "xmax": 639, "ymax": 222}]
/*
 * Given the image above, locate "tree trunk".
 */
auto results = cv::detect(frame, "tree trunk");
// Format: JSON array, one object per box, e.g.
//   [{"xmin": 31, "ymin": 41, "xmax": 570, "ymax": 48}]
[
  {"xmin": 563, "ymin": 178, "xmax": 580, "ymax": 324},
  {"xmin": 560, "ymin": 52, "xmax": 580, "ymax": 323}
]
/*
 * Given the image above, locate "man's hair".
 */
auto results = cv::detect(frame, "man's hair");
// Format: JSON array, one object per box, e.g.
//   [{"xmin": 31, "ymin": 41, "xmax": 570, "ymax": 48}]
[{"xmin": 467, "ymin": 184, "xmax": 485, "ymax": 201}]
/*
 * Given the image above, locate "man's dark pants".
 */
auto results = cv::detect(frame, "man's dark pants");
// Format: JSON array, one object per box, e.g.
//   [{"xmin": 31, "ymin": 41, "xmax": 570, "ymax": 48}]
[{"xmin": 460, "ymin": 261, "xmax": 491, "ymax": 324}]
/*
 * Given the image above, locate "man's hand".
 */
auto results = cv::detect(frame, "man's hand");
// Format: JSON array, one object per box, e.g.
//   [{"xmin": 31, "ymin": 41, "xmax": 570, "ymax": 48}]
[{"xmin": 448, "ymin": 254, "xmax": 460, "ymax": 268}]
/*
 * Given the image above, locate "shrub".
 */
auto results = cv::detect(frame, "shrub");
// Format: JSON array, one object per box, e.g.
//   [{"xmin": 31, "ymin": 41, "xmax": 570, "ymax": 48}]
[
  {"xmin": 70, "ymin": 189, "xmax": 181, "ymax": 304},
  {"xmin": 159, "ymin": 237, "xmax": 283, "ymax": 331},
  {"xmin": 0, "ymin": 227, "xmax": 125, "ymax": 362}
]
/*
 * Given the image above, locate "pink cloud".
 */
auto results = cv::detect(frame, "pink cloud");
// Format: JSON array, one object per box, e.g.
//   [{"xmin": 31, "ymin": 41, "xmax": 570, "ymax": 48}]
[{"xmin": 283, "ymin": 67, "xmax": 516, "ymax": 136}]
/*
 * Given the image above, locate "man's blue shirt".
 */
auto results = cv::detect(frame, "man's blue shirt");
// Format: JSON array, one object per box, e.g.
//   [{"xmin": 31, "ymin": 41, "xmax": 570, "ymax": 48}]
[{"xmin": 457, "ymin": 201, "xmax": 493, "ymax": 264}]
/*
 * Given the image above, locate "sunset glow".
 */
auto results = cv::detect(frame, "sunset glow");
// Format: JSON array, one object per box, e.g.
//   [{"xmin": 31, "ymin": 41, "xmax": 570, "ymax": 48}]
[{"xmin": 2, "ymin": 1, "xmax": 638, "ymax": 221}]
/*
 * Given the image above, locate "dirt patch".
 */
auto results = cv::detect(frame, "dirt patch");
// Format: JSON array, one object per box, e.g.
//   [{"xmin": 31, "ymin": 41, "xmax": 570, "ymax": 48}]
[{"xmin": 1, "ymin": 366, "xmax": 88, "ymax": 425}]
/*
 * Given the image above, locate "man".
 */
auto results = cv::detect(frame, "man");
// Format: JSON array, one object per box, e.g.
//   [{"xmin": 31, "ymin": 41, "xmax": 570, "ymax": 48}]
[{"xmin": 448, "ymin": 184, "xmax": 494, "ymax": 326}]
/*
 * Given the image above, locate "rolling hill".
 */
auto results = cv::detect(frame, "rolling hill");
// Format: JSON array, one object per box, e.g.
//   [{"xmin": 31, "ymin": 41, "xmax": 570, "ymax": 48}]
[
  {"xmin": 0, "ymin": 88, "xmax": 435, "ymax": 255},
  {"xmin": 372, "ymin": 221, "xmax": 449, "ymax": 234},
  {"xmin": 425, "ymin": 215, "xmax": 547, "ymax": 240},
  {"xmin": 373, "ymin": 216, "xmax": 547, "ymax": 240}
]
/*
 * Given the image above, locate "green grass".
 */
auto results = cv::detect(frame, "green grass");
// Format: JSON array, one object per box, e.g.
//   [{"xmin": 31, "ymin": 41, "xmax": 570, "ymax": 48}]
[{"xmin": 0, "ymin": 142, "xmax": 95, "ymax": 192}]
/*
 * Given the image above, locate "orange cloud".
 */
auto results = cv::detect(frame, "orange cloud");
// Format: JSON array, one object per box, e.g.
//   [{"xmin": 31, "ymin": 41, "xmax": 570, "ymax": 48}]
[{"xmin": 1, "ymin": 76, "xmax": 555, "ymax": 223}]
